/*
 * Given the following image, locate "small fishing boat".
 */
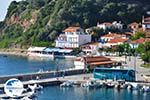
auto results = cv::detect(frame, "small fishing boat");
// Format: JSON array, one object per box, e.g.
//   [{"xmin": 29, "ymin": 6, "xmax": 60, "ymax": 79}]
[
  {"xmin": 127, "ymin": 84, "xmax": 133, "ymax": 90},
  {"xmin": 60, "ymin": 81, "xmax": 74, "ymax": 87},
  {"xmin": 105, "ymin": 82, "xmax": 115, "ymax": 88},
  {"xmin": 141, "ymin": 85, "xmax": 150, "ymax": 92},
  {"xmin": 28, "ymin": 84, "xmax": 43, "ymax": 91},
  {"xmin": 129, "ymin": 82, "xmax": 140, "ymax": 90},
  {"xmin": 81, "ymin": 80, "xmax": 102, "ymax": 88},
  {"xmin": 22, "ymin": 96, "xmax": 32, "ymax": 100}
]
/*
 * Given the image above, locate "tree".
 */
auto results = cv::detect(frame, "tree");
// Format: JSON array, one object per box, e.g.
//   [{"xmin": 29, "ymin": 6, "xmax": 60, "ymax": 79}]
[
  {"xmin": 137, "ymin": 42, "xmax": 150, "ymax": 63},
  {"xmin": 131, "ymin": 31, "xmax": 146, "ymax": 40}
]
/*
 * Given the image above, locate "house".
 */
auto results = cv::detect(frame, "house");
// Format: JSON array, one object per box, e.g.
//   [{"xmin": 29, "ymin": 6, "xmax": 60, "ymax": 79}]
[
  {"xmin": 112, "ymin": 21, "xmax": 123, "ymax": 30},
  {"xmin": 142, "ymin": 16, "xmax": 150, "ymax": 31},
  {"xmin": 97, "ymin": 21, "xmax": 123, "ymax": 30},
  {"xmin": 97, "ymin": 22, "xmax": 112, "ymax": 30},
  {"xmin": 81, "ymin": 42, "xmax": 99, "ymax": 54},
  {"xmin": 100, "ymin": 32, "xmax": 124, "ymax": 42},
  {"xmin": 128, "ymin": 22, "xmax": 140, "ymax": 33},
  {"xmin": 130, "ymin": 38, "xmax": 145, "ymax": 48},
  {"xmin": 55, "ymin": 27, "xmax": 91, "ymax": 48},
  {"xmin": 106, "ymin": 38, "xmax": 128, "ymax": 47}
]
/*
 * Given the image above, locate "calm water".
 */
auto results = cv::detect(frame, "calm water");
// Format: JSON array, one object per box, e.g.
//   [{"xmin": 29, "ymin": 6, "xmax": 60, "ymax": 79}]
[
  {"xmin": 0, "ymin": 55, "xmax": 74, "ymax": 75},
  {"xmin": 0, "ymin": 55, "xmax": 150, "ymax": 100},
  {"xmin": 37, "ymin": 86, "xmax": 150, "ymax": 100}
]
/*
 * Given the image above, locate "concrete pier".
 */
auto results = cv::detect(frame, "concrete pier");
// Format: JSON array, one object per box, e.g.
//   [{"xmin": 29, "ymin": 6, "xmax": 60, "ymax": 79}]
[{"xmin": 0, "ymin": 69, "xmax": 85, "ymax": 88}]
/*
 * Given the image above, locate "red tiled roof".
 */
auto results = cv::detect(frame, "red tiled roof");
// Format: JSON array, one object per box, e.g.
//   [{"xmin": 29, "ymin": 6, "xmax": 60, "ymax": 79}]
[
  {"xmin": 85, "ymin": 56, "xmax": 111, "ymax": 63},
  {"xmin": 131, "ymin": 38, "xmax": 145, "ymax": 44},
  {"xmin": 107, "ymin": 38, "xmax": 128, "ymax": 43},
  {"xmin": 128, "ymin": 22, "xmax": 139, "ymax": 26},
  {"xmin": 64, "ymin": 27, "xmax": 81, "ymax": 32},
  {"xmin": 89, "ymin": 61, "xmax": 116, "ymax": 66},
  {"xmin": 102, "ymin": 33, "xmax": 121, "ymax": 37}
]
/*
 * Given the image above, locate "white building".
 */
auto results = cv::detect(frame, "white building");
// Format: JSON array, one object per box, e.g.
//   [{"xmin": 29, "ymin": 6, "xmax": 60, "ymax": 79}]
[
  {"xmin": 81, "ymin": 42, "xmax": 99, "ymax": 54},
  {"xmin": 97, "ymin": 22, "xmax": 112, "ymax": 30},
  {"xmin": 112, "ymin": 21, "xmax": 123, "ymax": 30},
  {"xmin": 101, "ymin": 32, "xmax": 124, "ymax": 42},
  {"xmin": 55, "ymin": 27, "xmax": 91, "ymax": 48},
  {"xmin": 97, "ymin": 21, "xmax": 123, "ymax": 30},
  {"xmin": 142, "ymin": 17, "xmax": 150, "ymax": 31}
]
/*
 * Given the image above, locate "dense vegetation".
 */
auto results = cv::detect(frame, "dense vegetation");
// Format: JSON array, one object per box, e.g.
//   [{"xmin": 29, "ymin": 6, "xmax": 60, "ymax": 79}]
[{"xmin": 0, "ymin": 0, "xmax": 150, "ymax": 48}]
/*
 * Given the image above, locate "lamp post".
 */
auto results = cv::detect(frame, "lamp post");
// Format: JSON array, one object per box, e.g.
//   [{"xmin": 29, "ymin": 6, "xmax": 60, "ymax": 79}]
[
  {"xmin": 134, "ymin": 52, "xmax": 136, "ymax": 71},
  {"xmin": 55, "ymin": 59, "xmax": 59, "ymax": 80},
  {"xmin": 124, "ymin": 44, "xmax": 127, "ymax": 64}
]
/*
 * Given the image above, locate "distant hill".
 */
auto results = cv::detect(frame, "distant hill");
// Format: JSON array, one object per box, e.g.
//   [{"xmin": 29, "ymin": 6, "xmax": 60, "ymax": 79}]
[{"xmin": 0, "ymin": 0, "xmax": 149, "ymax": 48}]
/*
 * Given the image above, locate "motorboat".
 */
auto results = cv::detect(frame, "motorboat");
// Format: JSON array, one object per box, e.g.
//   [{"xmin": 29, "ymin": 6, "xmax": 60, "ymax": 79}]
[
  {"xmin": 28, "ymin": 84, "xmax": 43, "ymax": 91},
  {"xmin": 105, "ymin": 82, "xmax": 115, "ymax": 88},
  {"xmin": 127, "ymin": 84, "xmax": 133, "ymax": 90},
  {"xmin": 141, "ymin": 85, "xmax": 150, "ymax": 92},
  {"xmin": 60, "ymin": 81, "xmax": 74, "ymax": 87},
  {"xmin": 129, "ymin": 82, "xmax": 140, "ymax": 90},
  {"xmin": 81, "ymin": 80, "xmax": 102, "ymax": 88},
  {"xmin": 115, "ymin": 80, "xmax": 127, "ymax": 89},
  {"xmin": 22, "ymin": 96, "xmax": 32, "ymax": 100}
]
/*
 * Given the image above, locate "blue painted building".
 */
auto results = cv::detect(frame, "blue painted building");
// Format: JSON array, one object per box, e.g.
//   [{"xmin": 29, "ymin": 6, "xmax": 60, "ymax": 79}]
[{"xmin": 93, "ymin": 67, "xmax": 135, "ymax": 81}]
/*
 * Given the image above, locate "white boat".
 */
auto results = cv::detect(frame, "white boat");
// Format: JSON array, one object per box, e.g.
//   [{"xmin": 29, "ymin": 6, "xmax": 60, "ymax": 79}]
[
  {"xmin": 105, "ymin": 82, "xmax": 115, "ymax": 88},
  {"xmin": 81, "ymin": 80, "xmax": 102, "ymax": 88},
  {"xmin": 141, "ymin": 85, "xmax": 150, "ymax": 92},
  {"xmin": 28, "ymin": 84, "xmax": 43, "ymax": 91},
  {"xmin": 129, "ymin": 82, "xmax": 140, "ymax": 90},
  {"xmin": 22, "ymin": 96, "xmax": 32, "ymax": 100},
  {"xmin": 60, "ymin": 81, "xmax": 74, "ymax": 87},
  {"xmin": 127, "ymin": 84, "xmax": 132, "ymax": 90}
]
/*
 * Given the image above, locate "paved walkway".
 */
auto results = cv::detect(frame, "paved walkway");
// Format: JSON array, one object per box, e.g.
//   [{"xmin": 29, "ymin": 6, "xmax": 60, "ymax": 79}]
[{"xmin": 125, "ymin": 56, "xmax": 150, "ymax": 81}]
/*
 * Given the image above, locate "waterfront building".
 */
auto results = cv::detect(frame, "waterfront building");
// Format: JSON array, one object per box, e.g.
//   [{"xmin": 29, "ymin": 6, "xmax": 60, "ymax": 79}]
[
  {"xmin": 93, "ymin": 67, "xmax": 135, "ymax": 81},
  {"xmin": 27, "ymin": 47, "xmax": 54, "ymax": 58},
  {"xmin": 74, "ymin": 56, "xmax": 117, "ymax": 70},
  {"xmin": 55, "ymin": 27, "xmax": 91, "ymax": 48},
  {"xmin": 27, "ymin": 47, "xmax": 75, "ymax": 59}
]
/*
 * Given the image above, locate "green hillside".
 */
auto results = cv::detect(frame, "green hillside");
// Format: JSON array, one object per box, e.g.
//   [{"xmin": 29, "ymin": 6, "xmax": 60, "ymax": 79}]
[{"xmin": 0, "ymin": 0, "xmax": 149, "ymax": 48}]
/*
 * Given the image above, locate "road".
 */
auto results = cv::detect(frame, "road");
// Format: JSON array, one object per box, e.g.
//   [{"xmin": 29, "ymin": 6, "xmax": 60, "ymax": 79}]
[{"xmin": 125, "ymin": 56, "xmax": 150, "ymax": 81}]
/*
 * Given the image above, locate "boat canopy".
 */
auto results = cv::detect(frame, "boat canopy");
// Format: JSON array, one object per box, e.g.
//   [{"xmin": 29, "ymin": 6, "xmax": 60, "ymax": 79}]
[
  {"xmin": 58, "ymin": 49, "xmax": 72, "ymax": 53},
  {"xmin": 28, "ymin": 47, "xmax": 73, "ymax": 53},
  {"xmin": 28, "ymin": 47, "xmax": 47, "ymax": 52},
  {"xmin": 44, "ymin": 48, "xmax": 60, "ymax": 52}
]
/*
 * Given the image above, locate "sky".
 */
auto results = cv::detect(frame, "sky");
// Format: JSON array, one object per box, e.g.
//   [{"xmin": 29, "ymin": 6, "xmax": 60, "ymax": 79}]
[{"xmin": 0, "ymin": 0, "xmax": 22, "ymax": 21}]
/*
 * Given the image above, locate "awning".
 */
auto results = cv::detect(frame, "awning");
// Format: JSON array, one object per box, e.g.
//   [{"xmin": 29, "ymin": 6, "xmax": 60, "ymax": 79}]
[{"xmin": 28, "ymin": 47, "xmax": 47, "ymax": 52}]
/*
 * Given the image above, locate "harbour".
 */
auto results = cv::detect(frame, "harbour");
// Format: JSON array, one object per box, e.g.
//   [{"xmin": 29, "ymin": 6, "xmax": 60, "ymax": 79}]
[{"xmin": 0, "ymin": 55, "xmax": 150, "ymax": 100}]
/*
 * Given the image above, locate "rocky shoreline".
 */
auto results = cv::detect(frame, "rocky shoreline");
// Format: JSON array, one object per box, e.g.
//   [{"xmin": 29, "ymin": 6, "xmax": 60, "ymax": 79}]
[{"xmin": 0, "ymin": 49, "xmax": 27, "ymax": 57}]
